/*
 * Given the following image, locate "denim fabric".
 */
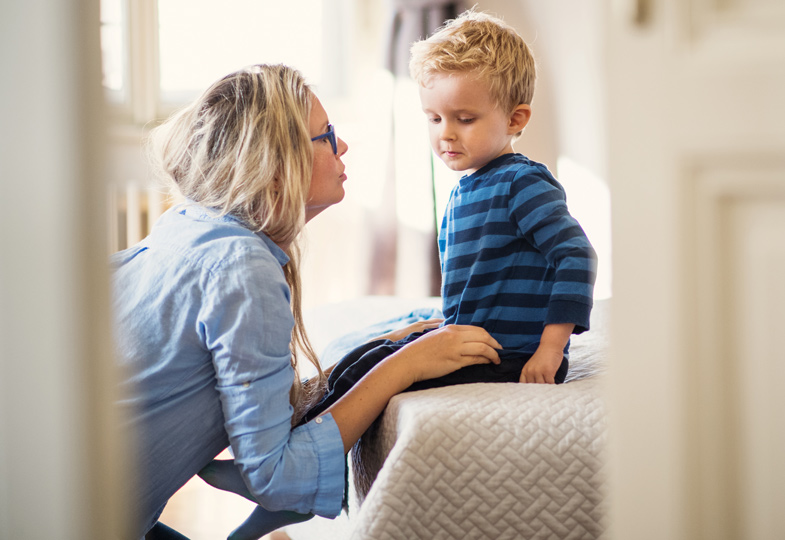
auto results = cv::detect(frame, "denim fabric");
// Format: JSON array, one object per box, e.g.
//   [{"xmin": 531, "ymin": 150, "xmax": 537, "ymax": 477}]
[{"xmin": 111, "ymin": 204, "xmax": 345, "ymax": 538}]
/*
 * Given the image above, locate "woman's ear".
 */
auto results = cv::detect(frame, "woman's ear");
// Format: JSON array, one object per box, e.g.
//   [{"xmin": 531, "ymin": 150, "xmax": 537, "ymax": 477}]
[{"xmin": 508, "ymin": 104, "xmax": 532, "ymax": 134}]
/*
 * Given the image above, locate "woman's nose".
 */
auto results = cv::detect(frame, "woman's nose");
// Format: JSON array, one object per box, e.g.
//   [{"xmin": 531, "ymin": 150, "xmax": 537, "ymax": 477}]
[{"xmin": 337, "ymin": 136, "xmax": 348, "ymax": 156}]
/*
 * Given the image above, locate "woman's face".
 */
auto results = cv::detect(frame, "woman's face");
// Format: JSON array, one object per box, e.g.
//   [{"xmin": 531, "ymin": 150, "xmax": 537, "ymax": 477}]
[{"xmin": 306, "ymin": 95, "xmax": 348, "ymax": 222}]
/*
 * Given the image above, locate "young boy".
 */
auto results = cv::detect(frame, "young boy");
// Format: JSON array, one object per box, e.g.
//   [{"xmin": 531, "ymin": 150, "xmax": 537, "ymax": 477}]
[{"xmin": 408, "ymin": 9, "xmax": 597, "ymax": 385}]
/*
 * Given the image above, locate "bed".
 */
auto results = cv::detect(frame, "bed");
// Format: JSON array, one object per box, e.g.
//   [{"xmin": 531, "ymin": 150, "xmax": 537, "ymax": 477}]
[{"xmin": 289, "ymin": 296, "xmax": 610, "ymax": 540}]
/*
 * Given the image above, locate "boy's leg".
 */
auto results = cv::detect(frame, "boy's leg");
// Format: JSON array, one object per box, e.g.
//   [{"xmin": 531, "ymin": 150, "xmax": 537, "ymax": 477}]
[
  {"xmin": 298, "ymin": 332, "xmax": 426, "ymax": 426},
  {"xmin": 554, "ymin": 356, "xmax": 570, "ymax": 384},
  {"xmin": 406, "ymin": 353, "xmax": 570, "ymax": 391}
]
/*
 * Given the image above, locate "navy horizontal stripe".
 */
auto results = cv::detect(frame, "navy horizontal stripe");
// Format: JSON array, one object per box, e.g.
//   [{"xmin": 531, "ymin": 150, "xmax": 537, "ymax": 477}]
[
  {"xmin": 553, "ymin": 268, "xmax": 597, "ymax": 284},
  {"xmin": 488, "ymin": 319, "xmax": 546, "ymax": 336},
  {"xmin": 452, "ymin": 194, "xmax": 509, "ymax": 219},
  {"xmin": 442, "ymin": 273, "xmax": 553, "ymax": 299},
  {"xmin": 443, "ymin": 244, "xmax": 548, "ymax": 273},
  {"xmin": 536, "ymin": 225, "xmax": 590, "ymax": 253},
  {"xmin": 450, "ymin": 220, "xmax": 514, "ymax": 245},
  {"xmin": 512, "ymin": 191, "xmax": 564, "ymax": 223},
  {"xmin": 442, "ymin": 293, "xmax": 553, "ymax": 314}
]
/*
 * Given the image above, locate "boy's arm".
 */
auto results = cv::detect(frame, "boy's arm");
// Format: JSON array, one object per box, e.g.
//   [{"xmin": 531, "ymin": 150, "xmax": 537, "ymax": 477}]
[
  {"xmin": 509, "ymin": 170, "xmax": 597, "ymax": 334},
  {"xmin": 519, "ymin": 322, "xmax": 574, "ymax": 384}
]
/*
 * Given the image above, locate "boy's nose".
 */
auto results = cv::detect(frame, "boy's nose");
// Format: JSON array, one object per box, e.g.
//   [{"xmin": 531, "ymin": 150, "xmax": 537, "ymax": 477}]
[{"xmin": 439, "ymin": 123, "xmax": 456, "ymax": 141}]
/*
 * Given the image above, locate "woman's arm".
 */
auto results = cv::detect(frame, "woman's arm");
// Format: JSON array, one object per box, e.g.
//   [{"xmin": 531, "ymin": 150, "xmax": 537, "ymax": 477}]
[
  {"xmin": 317, "ymin": 318, "xmax": 444, "ymax": 378},
  {"xmin": 324, "ymin": 324, "xmax": 501, "ymax": 452},
  {"xmin": 367, "ymin": 318, "xmax": 443, "ymax": 343}
]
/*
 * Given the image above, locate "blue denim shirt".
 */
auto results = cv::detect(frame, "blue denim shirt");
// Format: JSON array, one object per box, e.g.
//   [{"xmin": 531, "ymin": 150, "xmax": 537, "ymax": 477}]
[{"xmin": 111, "ymin": 204, "xmax": 345, "ymax": 536}]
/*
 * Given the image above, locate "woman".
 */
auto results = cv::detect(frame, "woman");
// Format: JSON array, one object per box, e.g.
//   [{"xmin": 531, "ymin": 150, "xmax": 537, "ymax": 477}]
[{"xmin": 111, "ymin": 64, "xmax": 501, "ymax": 539}]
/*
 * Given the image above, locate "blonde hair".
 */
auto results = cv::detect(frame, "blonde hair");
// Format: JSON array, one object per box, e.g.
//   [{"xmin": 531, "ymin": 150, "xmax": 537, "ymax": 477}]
[
  {"xmin": 409, "ymin": 9, "xmax": 536, "ymax": 113},
  {"xmin": 148, "ymin": 64, "xmax": 326, "ymax": 422}
]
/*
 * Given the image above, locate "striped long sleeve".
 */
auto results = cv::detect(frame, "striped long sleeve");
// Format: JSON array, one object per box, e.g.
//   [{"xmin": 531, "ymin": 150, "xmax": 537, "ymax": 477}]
[{"xmin": 439, "ymin": 153, "xmax": 597, "ymax": 355}]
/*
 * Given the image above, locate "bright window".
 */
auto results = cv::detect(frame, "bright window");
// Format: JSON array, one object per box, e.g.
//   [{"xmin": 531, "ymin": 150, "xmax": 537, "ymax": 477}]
[
  {"xmin": 99, "ymin": 0, "xmax": 331, "ymax": 121},
  {"xmin": 100, "ymin": 0, "xmax": 126, "ymax": 103},
  {"xmin": 158, "ymin": 0, "xmax": 325, "ymax": 104}
]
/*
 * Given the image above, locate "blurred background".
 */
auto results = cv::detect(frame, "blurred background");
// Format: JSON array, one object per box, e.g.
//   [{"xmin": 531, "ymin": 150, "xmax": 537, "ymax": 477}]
[
  {"xmin": 97, "ymin": 2, "xmax": 610, "ymax": 536},
  {"xmin": 3, "ymin": 0, "xmax": 783, "ymax": 539},
  {"xmin": 99, "ymin": 0, "xmax": 612, "ymax": 312}
]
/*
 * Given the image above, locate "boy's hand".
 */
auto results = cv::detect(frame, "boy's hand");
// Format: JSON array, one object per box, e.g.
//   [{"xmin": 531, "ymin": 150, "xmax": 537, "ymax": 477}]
[
  {"xmin": 519, "ymin": 322, "xmax": 574, "ymax": 384},
  {"xmin": 519, "ymin": 346, "xmax": 563, "ymax": 384}
]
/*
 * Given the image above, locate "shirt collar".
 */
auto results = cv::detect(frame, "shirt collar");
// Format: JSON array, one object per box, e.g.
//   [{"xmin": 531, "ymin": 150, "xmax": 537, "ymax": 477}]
[{"xmin": 177, "ymin": 202, "xmax": 290, "ymax": 267}]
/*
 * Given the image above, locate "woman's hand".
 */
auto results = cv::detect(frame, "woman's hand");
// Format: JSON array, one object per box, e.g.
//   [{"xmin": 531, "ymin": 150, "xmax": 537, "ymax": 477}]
[
  {"xmin": 325, "ymin": 324, "xmax": 501, "ymax": 452},
  {"xmin": 389, "ymin": 324, "xmax": 502, "ymax": 385},
  {"xmin": 369, "ymin": 318, "xmax": 443, "ymax": 343}
]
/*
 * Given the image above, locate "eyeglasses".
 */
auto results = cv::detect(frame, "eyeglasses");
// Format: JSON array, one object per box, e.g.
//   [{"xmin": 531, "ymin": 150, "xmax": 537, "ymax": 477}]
[{"xmin": 310, "ymin": 123, "xmax": 338, "ymax": 154}]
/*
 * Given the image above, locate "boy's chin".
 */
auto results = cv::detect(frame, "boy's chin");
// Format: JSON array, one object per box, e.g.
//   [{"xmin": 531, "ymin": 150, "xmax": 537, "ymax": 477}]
[{"xmin": 441, "ymin": 161, "xmax": 469, "ymax": 173}]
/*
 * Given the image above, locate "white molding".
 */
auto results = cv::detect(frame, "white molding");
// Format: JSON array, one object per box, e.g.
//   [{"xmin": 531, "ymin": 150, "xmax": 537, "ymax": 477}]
[{"xmin": 682, "ymin": 153, "xmax": 785, "ymax": 539}]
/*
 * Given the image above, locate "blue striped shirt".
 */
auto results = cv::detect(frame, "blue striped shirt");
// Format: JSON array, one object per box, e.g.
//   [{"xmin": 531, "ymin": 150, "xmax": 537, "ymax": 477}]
[{"xmin": 439, "ymin": 153, "xmax": 597, "ymax": 355}]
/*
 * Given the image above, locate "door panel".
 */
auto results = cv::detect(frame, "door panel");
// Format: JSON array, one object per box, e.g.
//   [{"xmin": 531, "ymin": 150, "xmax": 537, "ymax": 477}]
[{"xmin": 607, "ymin": 0, "xmax": 785, "ymax": 538}]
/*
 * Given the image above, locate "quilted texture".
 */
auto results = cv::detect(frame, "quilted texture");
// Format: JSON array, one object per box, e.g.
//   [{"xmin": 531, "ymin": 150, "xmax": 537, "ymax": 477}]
[
  {"xmin": 347, "ymin": 300, "xmax": 610, "ymax": 540},
  {"xmin": 291, "ymin": 296, "xmax": 611, "ymax": 540},
  {"xmin": 350, "ymin": 380, "xmax": 608, "ymax": 540}
]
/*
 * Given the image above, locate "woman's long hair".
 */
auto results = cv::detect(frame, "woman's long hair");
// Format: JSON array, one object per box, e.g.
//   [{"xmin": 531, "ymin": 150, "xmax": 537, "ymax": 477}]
[{"xmin": 148, "ymin": 64, "xmax": 326, "ymax": 422}]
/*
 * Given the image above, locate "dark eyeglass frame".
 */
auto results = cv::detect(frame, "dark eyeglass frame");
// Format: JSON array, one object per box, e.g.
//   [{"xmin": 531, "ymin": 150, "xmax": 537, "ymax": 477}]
[{"xmin": 310, "ymin": 123, "xmax": 338, "ymax": 154}]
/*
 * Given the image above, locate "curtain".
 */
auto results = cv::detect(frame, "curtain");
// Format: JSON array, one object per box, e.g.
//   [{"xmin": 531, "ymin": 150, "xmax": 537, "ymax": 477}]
[{"xmin": 370, "ymin": 0, "xmax": 465, "ymax": 298}]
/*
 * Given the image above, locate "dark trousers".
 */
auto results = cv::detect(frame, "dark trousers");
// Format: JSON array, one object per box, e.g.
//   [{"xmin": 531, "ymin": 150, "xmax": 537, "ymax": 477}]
[{"xmin": 299, "ymin": 329, "xmax": 569, "ymax": 426}]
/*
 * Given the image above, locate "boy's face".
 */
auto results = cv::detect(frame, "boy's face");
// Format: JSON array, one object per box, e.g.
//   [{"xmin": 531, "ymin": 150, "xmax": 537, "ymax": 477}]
[{"xmin": 419, "ymin": 73, "xmax": 524, "ymax": 175}]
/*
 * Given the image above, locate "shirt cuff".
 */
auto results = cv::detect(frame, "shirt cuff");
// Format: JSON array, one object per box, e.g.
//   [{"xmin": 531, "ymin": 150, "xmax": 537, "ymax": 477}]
[
  {"xmin": 302, "ymin": 412, "xmax": 345, "ymax": 518},
  {"xmin": 545, "ymin": 299, "xmax": 593, "ymax": 334}
]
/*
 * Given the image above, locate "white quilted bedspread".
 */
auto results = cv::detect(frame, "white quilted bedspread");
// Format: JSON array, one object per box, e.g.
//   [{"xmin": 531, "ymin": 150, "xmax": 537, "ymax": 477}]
[
  {"xmin": 349, "ymin": 300, "xmax": 610, "ymax": 540},
  {"xmin": 349, "ymin": 378, "xmax": 607, "ymax": 540},
  {"xmin": 298, "ymin": 297, "xmax": 610, "ymax": 540}
]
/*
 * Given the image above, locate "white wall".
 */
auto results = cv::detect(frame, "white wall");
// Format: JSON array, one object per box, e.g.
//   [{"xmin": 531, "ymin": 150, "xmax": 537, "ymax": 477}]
[
  {"xmin": 476, "ymin": 0, "xmax": 612, "ymax": 299},
  {"xmin": 0, "ymin": 1, "xmax": 124, "ymax": 538},
  {"xmin": 477, "ymin": 0, "xmax": 606, "ymax": 179}
]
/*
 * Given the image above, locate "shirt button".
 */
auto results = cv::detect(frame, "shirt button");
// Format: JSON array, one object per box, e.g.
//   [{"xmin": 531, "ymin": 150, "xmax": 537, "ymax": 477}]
[
  {"xmin": 314, "ymin": 417, "xmax": 323, "ymax": 424},
  {"xmin": 242, "ymin": 381, "xmax": 250, "ymax": 388}
]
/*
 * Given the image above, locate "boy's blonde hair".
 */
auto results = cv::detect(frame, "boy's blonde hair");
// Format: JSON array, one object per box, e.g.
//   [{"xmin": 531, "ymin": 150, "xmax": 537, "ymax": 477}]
[
  {"xmin": 409, "ymin": 9, "xmax": 536, "ymax": 112},
  {"xmin": 148, "ymin": 64, "xmax": 325, "ymax": 422}
]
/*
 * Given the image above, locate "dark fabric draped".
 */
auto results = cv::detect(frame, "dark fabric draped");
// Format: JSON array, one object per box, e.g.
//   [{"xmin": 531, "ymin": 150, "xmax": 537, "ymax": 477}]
[
  {"xmin": 369, "ymin": 0, "xmax": 465, "ymax": 297},
  {"xmin": 383, "ymin": 0, "xmax": 464, "ymax": 78}
]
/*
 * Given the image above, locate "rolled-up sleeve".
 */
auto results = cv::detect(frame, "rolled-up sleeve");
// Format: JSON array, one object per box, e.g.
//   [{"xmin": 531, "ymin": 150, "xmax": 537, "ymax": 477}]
[{"xmin": 199, "ymin": 248, "xmax": 345, "ymax": 518}]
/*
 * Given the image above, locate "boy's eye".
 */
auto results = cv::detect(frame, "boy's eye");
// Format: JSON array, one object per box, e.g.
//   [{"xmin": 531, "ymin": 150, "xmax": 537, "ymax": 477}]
[
  {"xmin": 428, "ymin": 116, "xmax": 441, "ymax": 124},
  {"xmin": 459, "ymin": 117, "xmax": 475, "ymax": 124}
]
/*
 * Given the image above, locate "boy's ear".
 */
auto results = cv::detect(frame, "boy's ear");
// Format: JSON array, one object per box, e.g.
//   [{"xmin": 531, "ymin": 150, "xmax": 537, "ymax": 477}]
[{"xmin": 508, "ymin": 104, "xmax": 532, "ymax": 134}]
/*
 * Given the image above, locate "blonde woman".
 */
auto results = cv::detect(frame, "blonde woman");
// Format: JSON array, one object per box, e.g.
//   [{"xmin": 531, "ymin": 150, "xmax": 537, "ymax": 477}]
[{"xmin": 111, "ymin": 64, "xmax": 501, "ymax": 540}]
